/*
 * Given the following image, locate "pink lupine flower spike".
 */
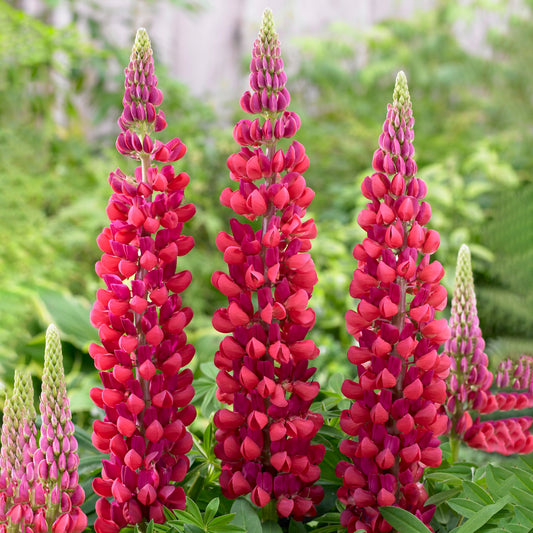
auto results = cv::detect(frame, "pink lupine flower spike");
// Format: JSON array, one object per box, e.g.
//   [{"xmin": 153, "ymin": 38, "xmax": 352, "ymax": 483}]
[{"xmin": 445, "ymin": 245, "xmax": 533, "ymax": 459}]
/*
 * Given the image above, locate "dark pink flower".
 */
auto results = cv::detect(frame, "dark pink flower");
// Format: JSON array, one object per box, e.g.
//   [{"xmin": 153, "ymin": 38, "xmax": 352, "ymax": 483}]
[
  {"xmin": 212, "ymin": 9, "xmax": 324, "ymax": 520},
  {"xmin": 338, "ymin": 72, "xmax": 450, "ymax": 533},
  {"xmin": 90, "ymin": 28, "xmax": 196, "ymax": 532}
]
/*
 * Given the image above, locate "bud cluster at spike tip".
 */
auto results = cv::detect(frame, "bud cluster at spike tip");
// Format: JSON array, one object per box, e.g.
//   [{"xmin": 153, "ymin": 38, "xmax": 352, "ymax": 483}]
[
  {"xmin": 116, "ymin": 28, "xmax": 185, "ymax": 163},
  {"xmin": 212, "ymin": 9, "xmax": 325, "ymax": 520},
  {"xmin": 337, "ymin": 72, "xmax": 451, "ymax": 533},
  {"xmin": 445, "ymin": 245, "xmax": 533, "ymax": 455},
  {"xmin": 90, "ymin": 28, "xmax": 196, "ymax": 533}
]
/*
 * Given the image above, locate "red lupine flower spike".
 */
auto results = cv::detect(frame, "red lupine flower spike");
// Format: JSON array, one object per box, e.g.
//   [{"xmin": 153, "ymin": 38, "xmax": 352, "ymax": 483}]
[
  {"xmin": 212, "ymin": 8, "xmax": 324, "ymax": 521},
  {"xmin": 338, "ymin": 72, "xmax": 451, "ymax": 533},
  {"xmin": 91, "ymin": 28, "xmax": 196, "ymax": 533}
]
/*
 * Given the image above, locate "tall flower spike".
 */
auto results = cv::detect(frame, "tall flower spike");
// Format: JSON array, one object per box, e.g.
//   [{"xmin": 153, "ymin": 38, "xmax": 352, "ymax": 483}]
[
  {"xmin": 337, "ymin": 72, "xmax": 451, "ymax": 533},
  {"xmin": 0, "ymin": 370, "xmax": 40, "ymax": 532},
  {"xmin": 445, "ymin": 246, "xmax": 533, "ymax": 458},
  {"xmin": 90, "ymin": 27, "xmax": 196, "ymax": 533},
  {"xmin": 213, "ymin": 9, "xmax": 324, "ymax": 521},
  {"xmin": 33, "ymin": 325, "xmax": 87, "ymax": 533}
]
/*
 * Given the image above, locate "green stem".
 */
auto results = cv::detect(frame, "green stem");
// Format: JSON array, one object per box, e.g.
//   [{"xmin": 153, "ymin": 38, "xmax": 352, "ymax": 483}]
[
  {"xmin": 261, "ymin": 500, "xmax": 278, "ymax": 523},
  {"xmin": 449, "ymin": 435, "xmax": 461, "ymax": 464}
]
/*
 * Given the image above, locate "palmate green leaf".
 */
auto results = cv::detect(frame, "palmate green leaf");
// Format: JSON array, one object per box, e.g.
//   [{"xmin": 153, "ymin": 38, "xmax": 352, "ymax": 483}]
[
  {"xmin": 288, "ymin": 521, "xmax": 307, "ymax": 533},
  {"xmin": 425, "ymin": 487, "xmax": 461, "ymax": 506},
  {"xmin": 485, "ymin": 464, "xmax": 516, "ymax": 499},
  {"xmin": 510, "ymin": 466, "xmax": 533, "ymax": 492},
  {"xmin": 447, "ymin": 498, "xmax": 484, "ymax": 518},
  {"xmin": 208, "ymin": 514, "xmax": 241, "ymax": 529},
  {"xmin": 509, "ymin": 487, "xmax": 533, "ymax": 508},
  {"xmin": 461, "ymin": 481, "xmax": 494, "ymax": 505},
  {"xmin": 451, "ymin": 495, "xmax": 511, "ymax": 533},
  {"xmin": 33, "ymin": 286, "xmax": 98, "ymax": 350},
  {"xmin": 378, "ymin": 507, "xmax": 431, "ymax": 533},
  {"xmin": 497, "ymin": 524, "xmax": 531, "ymax": 533},
  {"xmin": 514, "ymin": 506, "xmax": 533, "ymax": 528},
  {"xmin": 262, "ymin": 522, "xmax": 284, "ymax": 533},
  {"xmin": 203, "ymin": 497, "xmax": 219, "ymax": 524},
  {"xmin": 229, "ymin": 499, "xmax": 262, "ymax": 533}
]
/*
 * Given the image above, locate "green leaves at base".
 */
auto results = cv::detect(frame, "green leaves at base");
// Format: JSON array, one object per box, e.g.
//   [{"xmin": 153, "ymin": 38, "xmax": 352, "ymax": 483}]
[
  {"xmin": 379, "ymin": 507, "xmax": 431, "ymax": 533},
  {"xmin": 153, "ymin": 497, "xmax": 245, "ymax": 533},
  {"xmin": 229, "ymin": 499, "xmax": 262, "ymax": 533}
]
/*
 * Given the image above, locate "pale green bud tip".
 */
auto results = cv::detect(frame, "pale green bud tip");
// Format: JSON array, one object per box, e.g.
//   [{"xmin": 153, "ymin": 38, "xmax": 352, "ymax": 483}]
[
  {"xmin": 393, "ymin": 71, "xmax": 411, "ymax": 109},
  {"xmin": 260, "ymin": 8, "xmax": 277, "ymax": 45},
  {"xmin": 45, "ymin": 324, "xmax": 63, "ymax": 363},
  {"xmin": 455, "ymin": 244, "xmax": 474, "ymax": 289},
  {"xmin": 133, "ymin": 27, "xmax": 152, "ymax": 56},
  {"xmin": 13, "ymin": 370, "xmax": 35, "ymax": 420}
]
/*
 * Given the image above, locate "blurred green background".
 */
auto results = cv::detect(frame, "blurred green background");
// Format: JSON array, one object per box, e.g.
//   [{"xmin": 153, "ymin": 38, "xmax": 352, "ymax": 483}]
[{"xmin": 1, "ymin": 0, "xmax": 533, "ymax": 426}]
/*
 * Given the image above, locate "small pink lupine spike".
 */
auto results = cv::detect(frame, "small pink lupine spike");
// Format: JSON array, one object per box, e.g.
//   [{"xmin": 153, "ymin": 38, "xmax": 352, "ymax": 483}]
[
  {"xmin": 0, "ymin": 370, "xmax": 39, "ymax": 532},
  {"xmin": 91, "ymin": 28, "xmax": 196, "ymax": 533},
  {"xmin": 36, "ymin": 325, "xmax": 86, "ymax": 531},
  {"xmin": 338, "ymin": 72, "xmax": 450, "ymax": 533},
  {"xmin": 445, "ymin": 246, "xmax": 533, "ymax": 459},
  {"xmin": 213, "ymin": 9, "xmax": 324, "ymax": 521}
]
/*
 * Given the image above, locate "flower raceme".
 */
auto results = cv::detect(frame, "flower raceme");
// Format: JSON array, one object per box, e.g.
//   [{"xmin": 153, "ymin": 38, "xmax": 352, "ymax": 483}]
[
  {"xmin": 34, "ymin": 325, "xmax": 87, "ymax": 533},
  {"xmin": 0, "ymin": 327, "xmax": 86, "ymax": 533},
  {"xmin": 445, "ymin": 245, "xmax": 533, "ymax": 457},
  {"xmin": 0, "ymin": 370, "xmax": 39, "ymax": 533},
  {"xmin": 211, "ymin": 9, "xmax": 324, "ymax": 520},
  {"xmin": 90, "ymin": 28, "xmax": 196, "ymax": 533},
  {"xmin": 337, "ymin": 72, "xmax": 451, "ymax": 533}
]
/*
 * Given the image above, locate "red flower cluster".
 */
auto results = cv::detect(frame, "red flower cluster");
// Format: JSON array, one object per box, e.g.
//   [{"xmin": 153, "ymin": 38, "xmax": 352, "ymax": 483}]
[
  {"xmin": 337, "ymin": 72, "xmax": 451, "ymax": 533},
  {"xmin": 211, "ymin": 9, "xmax": 324, "ymax": 520},
  {"xmin": 90, "ymin": 29, "xmax": 196, "ymax": 533}
]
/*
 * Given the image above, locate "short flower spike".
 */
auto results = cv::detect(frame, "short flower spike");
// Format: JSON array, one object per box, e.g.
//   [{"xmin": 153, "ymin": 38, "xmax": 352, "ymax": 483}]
[
  {"xmin": 445, "ymin": 245, "xmax": 533, "ymax": 458},
  {"xmin": 34, "ymin": 324, "xmax": 87, "ymax": 533}
]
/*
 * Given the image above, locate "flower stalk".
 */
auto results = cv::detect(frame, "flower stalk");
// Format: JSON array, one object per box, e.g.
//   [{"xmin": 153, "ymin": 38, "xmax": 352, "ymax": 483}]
[
  {"xmin": 90, "ymin": 28, "xmax": 196, "ymax": 533},
  {"xmin": 212, "ymin": 9, "xmax": 324, "ymax": 521}
]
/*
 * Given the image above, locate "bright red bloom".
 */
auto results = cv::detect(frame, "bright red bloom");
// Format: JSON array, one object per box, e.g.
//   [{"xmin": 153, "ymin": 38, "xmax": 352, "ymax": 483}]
[
  {"xmin": 212, "ymin": 9, "xmax": 324, "ymax": 520},
  {"xmin": 90, "ymin": 29, "xmax": 196, "ymax": 532},
  {"xmin": 338, "ymin": 72, "xmax": 450, "ymax": 533}
]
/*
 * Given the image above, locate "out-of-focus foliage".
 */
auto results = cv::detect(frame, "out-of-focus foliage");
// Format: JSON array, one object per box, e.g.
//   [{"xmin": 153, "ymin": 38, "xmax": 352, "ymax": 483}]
[{"xmin": 289, "ymin": 0, "xmax": 532, "ymax": 373}]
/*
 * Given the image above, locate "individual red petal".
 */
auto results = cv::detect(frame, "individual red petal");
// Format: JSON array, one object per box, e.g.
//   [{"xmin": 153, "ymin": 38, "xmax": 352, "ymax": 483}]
[
  {"xmin": 241, "ymin": 436, "xmax": 261, "ymax": 460},
  {"xmin": 396, "ymin": 413, "xmax": 414, "ymax": 433},
  {"xmin": 251, "ymin": 486, "xmax": 271, "ymax": 507},
  {"xmin": 228, "ymin": 472, "xmax": 251, "ymax": 496},
  {"xmin": 137, "ymin": 484, "xmax": 157, "ymax": 506},
  {"xmin": 400, "ymin": 443, "xmax": 421, "ymax": 464},
  {"xmin": 403, "ymin": 379, "xmax": 423, "ymax": 400},
  {"xmin": 277, "ymin": 497, "xmax": 295, "ymax": 518},
  {"xmin": 420, "ymin": 446, "xmax": 442, "ymax": 467}
]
